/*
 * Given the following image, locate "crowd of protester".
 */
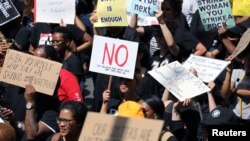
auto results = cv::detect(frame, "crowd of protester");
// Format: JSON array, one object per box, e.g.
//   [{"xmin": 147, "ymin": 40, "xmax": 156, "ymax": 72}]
[{"xmin": 1, "ymin": 0, "xmax": 250, "ymax": 141}]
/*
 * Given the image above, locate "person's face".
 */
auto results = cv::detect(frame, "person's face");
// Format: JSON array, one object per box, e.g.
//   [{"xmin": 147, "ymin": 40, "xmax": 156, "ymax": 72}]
[
  {"xmin": 119, "ymin": 78, "xmax": 137, "ymax": 94},
  {"xmin": 161, "ymin": 1, "xmax": 175, "ymax": 22},
  {"xmin": 141, "ymin": 102, "xmax": 155, "ymax": 119},
  {"xmin": 52, "ymin": 32, "xmax": 66, "ymax": 53},
  {"xmin": 57, "ymin": 109, "xmax": 78, "ymax": 137}
]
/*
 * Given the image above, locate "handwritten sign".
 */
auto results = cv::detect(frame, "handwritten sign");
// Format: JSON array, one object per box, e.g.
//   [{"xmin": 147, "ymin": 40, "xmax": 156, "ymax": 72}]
[
  {"xmin": 0, "ymin": 49, "xmax": 62, "ymax": 95},
  {"xmin": 0, "ymin": 0, "xmax": 20, "ymax": 26},
  {"xmin": 126, "ymin": 0, "xmax": 160, "ymax": 26},
  {"xmin": 183, "ymin": 54, "xmax": 230, "ymax": 83},
  {"xmin": 95, "ymin": 0, "xmax": 128, "ymax": 27},
  {"xmin": 197, "ymin": 0, "xmax": 235, "ymax": 31},
  {"xmin": 230, "ymin": 28, "xmax": 250, "ymax": 60},
  {"xmin": 34, "ymin": 0, "xmax": 75, "ymax": 24},
  {"xmin": 129, "ymin": 0, "xmax": 160, "ymax": 17},
  {"xmin": 78, "ymin": 112, "xmax": 164, "ymax": 141},
  {"xmin": 232, "ymin": 0, "xmax": 250, "ymax": 16},
  {"xmin": 89, "ymin": 35, "xmax": 138, "ymax": 79},
  {"xmin": 149, "ymin": 61, "xmax": 210, "ymax": 101}
]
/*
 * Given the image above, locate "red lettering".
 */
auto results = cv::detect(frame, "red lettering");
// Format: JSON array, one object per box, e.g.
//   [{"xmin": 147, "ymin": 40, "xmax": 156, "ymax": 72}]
[
  {"xmin": 115, "ymin": 45, "xmax": 128, "ymax": 67},
  {"xmin": 102, "ymin": 43, "xmax": 115, "ymax": 65},
  {"xmin": 102, "ymin": 43, "xmax": 128, "ymax": 67}
]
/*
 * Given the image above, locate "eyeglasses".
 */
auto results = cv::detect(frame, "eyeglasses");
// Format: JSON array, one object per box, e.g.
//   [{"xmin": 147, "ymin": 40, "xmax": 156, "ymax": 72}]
[
  {"xmin": 56, "ymin": 117, "xmax": 75, "ymax": 125},
  {"xmin": 51, "ymin": 40, "xmax": 64, "ymax": 44}
]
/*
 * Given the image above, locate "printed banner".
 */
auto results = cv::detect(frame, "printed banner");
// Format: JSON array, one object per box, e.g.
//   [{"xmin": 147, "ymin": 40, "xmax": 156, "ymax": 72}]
[
  {"xmin": 0, "ymin": 0, "xmax": 20, "ymax": 26},
  {"xmin": 89, "ymin": 35, "xmax": 138, "ymax": 79},
  {"xmin": 183, "ymin": 54, "xmax": 230, "ymax": 83},
  {"xmin": 197, "ymin": 0, "xmax": 235, "ymax": 31},
  {"xmin": 95, "ymin": 0, "xmax": 128, "ymax": 27},
  {"xmin": 149, "ymin": 61, "xmax": 210, "ymax": 101},
  {"xmin": 0, "ymin": 49, "xmax": 62, "ymax": 95},
  {"xmin": 78, "ymin": 112, "xmax": 164, "ymax": 141},
  {"xmin": 34, "ymin": 0, "xmax": 75, "ymax": 24},
  {"xmin": 232, "ymin": 0, "xmax": 250, "ymax": 16}
]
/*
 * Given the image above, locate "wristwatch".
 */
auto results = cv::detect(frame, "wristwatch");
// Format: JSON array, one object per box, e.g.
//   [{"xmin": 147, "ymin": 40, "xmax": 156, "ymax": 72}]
[{"xmin": 26, "ymin": 102, "xmax": 34, "ymax": 110}]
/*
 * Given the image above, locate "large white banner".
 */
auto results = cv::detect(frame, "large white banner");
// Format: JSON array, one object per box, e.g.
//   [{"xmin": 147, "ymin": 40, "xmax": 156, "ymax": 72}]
[
  {"xmin": 89, "ymin": 35, "xmax": 138, "ymax": 79},
  {"xmin": 34, "ymin": 0, "xmax": 75, "ymax": 24},
  {"xmin": 149, "ymin": 61, "xmax": 210, "ymax": 101},
  {"xmin": 183, "ymin": 54, "xmax": 230, "ymax": 83}
]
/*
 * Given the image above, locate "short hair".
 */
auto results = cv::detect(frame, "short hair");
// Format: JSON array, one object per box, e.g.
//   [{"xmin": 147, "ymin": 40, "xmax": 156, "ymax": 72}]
[
  {"xmin": 0, "ymin": 123, "xmax": 16, "ymax": 141},
  {"xmin": 143, "ymin": 95, "xmax": 165, "ymax": 119},
  {"xmin": 53, "ymin": 26, "xmax": 72, "ymax": 41},
  {"xmin": 59, "ymin": 101, "xmax": 88, "ymax": 128},
  {"xmin": 37, "ymin": 45, "xmax": 59, "ymax": 62}
]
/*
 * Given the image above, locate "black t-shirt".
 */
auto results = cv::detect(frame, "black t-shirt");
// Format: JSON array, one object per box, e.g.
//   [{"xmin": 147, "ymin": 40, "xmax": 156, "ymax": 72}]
[
  {"xmin": 29, "ymin": 23, "xmax": 86, "ymax": 48},
  {"xmin": 62, "ymin": 53, "xmax": 84, "ymax": 82}
]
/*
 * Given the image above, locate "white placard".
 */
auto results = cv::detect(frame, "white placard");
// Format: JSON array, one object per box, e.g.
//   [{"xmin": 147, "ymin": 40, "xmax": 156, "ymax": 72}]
[
  {"xmin": 89, "ymin": 35, "xmax": 138, "ymax": 79},
  {"xmin": 149, "ymin": 61, "xmax": 210, "ymax": 101},
  {"xmin": 35, "ymin": 0, "xmax": 75, "ymax": 24},
  {"xmin": 183, "ymin": 54, "xmax": 230, "ymax": 83}
]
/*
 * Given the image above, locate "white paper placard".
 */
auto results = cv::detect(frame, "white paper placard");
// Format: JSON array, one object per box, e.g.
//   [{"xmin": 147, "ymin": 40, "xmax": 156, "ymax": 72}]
[
  {"xmin": 89, "ymin": 35, "xmax": 138, "ymax": 79},
  {"xmin": 35, "ymin": 0, "xmax": 75, "ymax": 24},
  {"xmin": 149, "ymin": 61, "xmax": 210, "ymax": 101},
  {"xmin": 183, "ymin": 54, "xmax": 230, "ymax": 83}
]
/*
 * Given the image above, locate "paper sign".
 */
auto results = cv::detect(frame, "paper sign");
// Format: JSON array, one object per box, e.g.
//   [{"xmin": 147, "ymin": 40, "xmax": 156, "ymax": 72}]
[
  {"xmin": 197, "ymin": 0, "xmax": 235, "ymax": 31},
  {"xmin": 149, "ymin": 61, "xmax": 210, "ymax": 101},
  {"xmin": 183, "ymin": 54, "xmax": 230, "ymax": 83},
  {"xmin": 95, "ymin": 0, "xmax": 128, "ymax": 27},
  {"xmin": 129, "ymin": 0, "xmax": 159, "ymax": 17},
  {"xmin": 0, "ymin": 0, "xmax": 20, "ymax": 26},
  {"xmin": 34, "ymin": 0, "xmax": 75, "ymax": 24},
  {"xmin": 232, "ymin": 0, "xmax": 250, "ymax": 16},
  {"xmin": 89, "ymin": 35, "xmax": 138, "ymax": 79},
  {"xmin": 0, "ymin": 49, "xmax": 62, "ymax": 95},
  {"xmin": 78, "ymin": 112, "xmax": 164, "ymax": 141},
  {"xmin": 126, "ymin": 0, "xmax": 160, "ymax": 26},
  {"xmin": 230, "ymin": 28, "xmax": 250, "ymax": 60}
]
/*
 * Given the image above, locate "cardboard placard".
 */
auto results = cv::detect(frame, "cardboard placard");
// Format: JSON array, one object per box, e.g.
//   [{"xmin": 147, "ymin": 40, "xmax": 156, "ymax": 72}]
[
  {"xmin": 78, "ymin": 112, "xmax": 164, "ymax": 141},
  {"xmin": 34, "ymin": 0, "xmax": 75, "ymax": 24},
  {"xmin": 89, "ymin": 35, "xmax": 138, "ymax": 79},
  {"xmin": 0, "ymin": 49, "xmax": 62, "ymax": 95},
  {"xmin": 197, "ymin": 0, "xmax": 235, "ymax": 31},
  {"xmin": 232, "ymin": 0, "xmax": 250, "ymax": 16},
  {"xmin": 149, "ymin": 61, "xmax": 210, "ymax": 101},
  {"xmin": 129, "ymin": 0, "xmax": 160, "ymax": 17},
  {"xmin": 95, "ymin": 0, "xmax": 128, "ymax": 27},
  {"xmin": 183, "ymin": 54, "xmax": 230, "ymax": 83},
  {"xmin": 0, "ymin": 0, "xmax": 20, "ymax": 26},
  {"xmin": 230, "ymin": 28, "xmax": 250, "ymax": 60}
]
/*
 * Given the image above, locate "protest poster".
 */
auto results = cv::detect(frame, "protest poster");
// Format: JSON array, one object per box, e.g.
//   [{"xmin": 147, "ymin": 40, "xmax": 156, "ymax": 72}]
[
  {"xmin": 34, "ymin": 0, "xmax": 75, "ymax": 24},
  {"xmin": 129, "ymin": 0, "xmax": 160, "ymax": 17},
  {"xmin": 149, "ymin": 61, "xmax": 210, "ymax": 101},
  {"xmin": 230, "ymin": 28, "xmax": 250, "ymax": 60},
  {"xmin": 0, "ymin": 49, "xmax": 62, "ymax": 95},
  {"xmin": 126, "ymin": 0, "xmax": 160, "ymax": 26},
  {"xmin": 183, "ymin": 54, "xmax": 230, "ymax": 83},
  {"xmin": 95, "ymin": 0, "xmax": 128, "ymax": 27},
  {"xmin": 89, "ymin": 35, "xmax": 138, "ymax": 79},
  {"xmin": 197, "ymin": 0, "xmax": 235, "ymax": 31},
  {"xmin": 232, "ymin": 0, "xmax": 250, "ymax": 16},
  {"xmin": 0, "ymin": 0, "xmax": 20, "ymax": 26},
  {"xmin": 78, "ymin": 112, "xmax": 164, "ymax": 141}
]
